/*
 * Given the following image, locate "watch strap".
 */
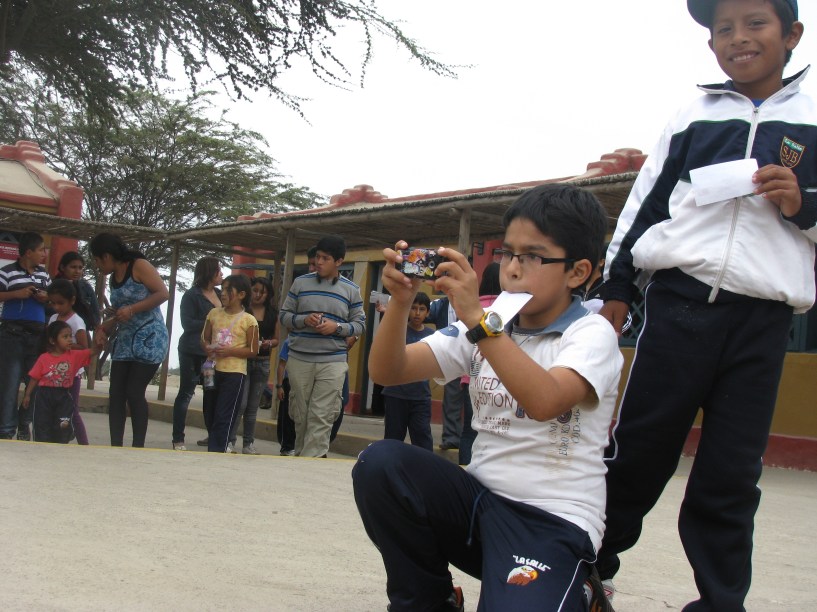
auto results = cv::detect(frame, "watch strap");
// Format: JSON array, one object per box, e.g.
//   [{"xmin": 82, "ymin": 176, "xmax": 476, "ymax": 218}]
[
  {"xmin": 465, "ymin": 311, "xmax": 502, "ymax": 344},
  {"xmin": 465, "ymin": 322, "xmax": 488, "ymax": 344}
]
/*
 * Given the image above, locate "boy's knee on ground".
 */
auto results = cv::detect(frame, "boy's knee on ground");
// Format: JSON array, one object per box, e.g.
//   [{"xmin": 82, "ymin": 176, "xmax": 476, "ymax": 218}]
[{"xmin": 355, "ymin": 439, "xmax": 404, "ymax": 470}]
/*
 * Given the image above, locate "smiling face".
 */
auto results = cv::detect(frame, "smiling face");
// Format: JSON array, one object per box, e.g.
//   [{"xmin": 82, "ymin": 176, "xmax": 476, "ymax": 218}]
[
  {"xmin": 499, "ymin": 218, "xmax": 591, "ymax": 329},
  {"xmin": 708, "ymin": 0, "xmax": 802, "ymax": 100}
]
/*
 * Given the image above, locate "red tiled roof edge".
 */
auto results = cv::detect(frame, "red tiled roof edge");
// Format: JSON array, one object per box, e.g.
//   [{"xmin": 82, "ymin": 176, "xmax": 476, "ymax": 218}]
[{"xmin": 239, "ymin": 147, "xmax": 646, "ymax": 222}]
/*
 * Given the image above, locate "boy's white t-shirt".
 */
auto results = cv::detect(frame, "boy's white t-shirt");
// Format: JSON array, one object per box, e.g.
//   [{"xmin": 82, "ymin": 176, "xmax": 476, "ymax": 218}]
[
  {"xmin": 49, "ymin": 312, "xmax": 88, "ymax": 377},
  {"xmin": 423, "ymin": 298, "xmax": 623, "ymax": 551}
]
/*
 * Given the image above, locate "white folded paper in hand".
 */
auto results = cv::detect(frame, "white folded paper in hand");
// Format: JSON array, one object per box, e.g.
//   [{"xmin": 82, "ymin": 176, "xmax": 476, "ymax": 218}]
[{"xmin": 690, "ymin": 158, "xmax": 758, "ymax": 206}]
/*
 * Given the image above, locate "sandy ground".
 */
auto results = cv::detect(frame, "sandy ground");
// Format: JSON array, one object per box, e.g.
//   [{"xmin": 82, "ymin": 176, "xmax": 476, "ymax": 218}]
[{"xmin": 1, "ymin": 414, "xmax": 815, "ymax": 611}]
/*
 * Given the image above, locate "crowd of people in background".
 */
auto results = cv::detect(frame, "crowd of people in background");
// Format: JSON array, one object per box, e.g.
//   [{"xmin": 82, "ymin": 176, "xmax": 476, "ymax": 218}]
[
  {"xmin": 0, "ymin": 228, "xmax": 528, "ymax": 457},
  {"xmin": 0, "ymin": 230, "xmax": 380, "ymax": 457}
]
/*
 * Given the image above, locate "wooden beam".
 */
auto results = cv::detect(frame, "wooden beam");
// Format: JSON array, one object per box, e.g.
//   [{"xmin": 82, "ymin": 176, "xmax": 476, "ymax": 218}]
[
  {"xmin": 457, "ymin": 208, "xmax": 472, "ymax": 255},
  {"xmin": 157, "ymin": 240, "xmax": 180, "ymax": 401}
]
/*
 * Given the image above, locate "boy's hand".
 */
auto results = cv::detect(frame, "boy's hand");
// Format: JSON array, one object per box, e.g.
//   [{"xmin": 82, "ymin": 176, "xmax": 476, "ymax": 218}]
[
  {"xmin": 22, "ymin": 396, "xmax": 30, "ymax": 409},
  {"xmin": 305, "ymin": 313, "xmax": 323, "ymax": 328},
  {"xmin": 314, "ymin": 318, "xmax": 339, "ymax": 336},
  {"xmin": 754, "ymin": 164, "xmax": 802, "ymax": 217},
  {"xmin": 381, "ymin": 241, "xmax": 422, "ymax": 304},
  {"xmin": 599, "ymin": 300, "xmax": 630, "ymax": 337},
  {"xmin": 433, "ymin": 247, "xmax": 482, "ymax": 329}
]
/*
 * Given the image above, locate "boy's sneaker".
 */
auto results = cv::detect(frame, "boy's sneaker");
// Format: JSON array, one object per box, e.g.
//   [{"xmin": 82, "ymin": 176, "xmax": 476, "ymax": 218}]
[
  {"xmin": 602, "ymin": 579, "xmax": 615, "ymax": 603},
  {"xmin": 279, "ymin": 448, "xmax": 295, "ymax": 456},
  {"xmin": 387, "ymin": 586, "xmax": 463, "ymax": 612},
  {"xmin": 226, "ymin": 442, "xmax": 237, "ymax": 454},
  {"xmin": 172, "ymin": 441, "xmax": 187, "ymax": 451},
  {"xmin": 583, "ymin": 567, "xmax": 614, "ymax": 612},
  {"xmin": 16, "ymin": 425, "xmax": 31, "ymax": 441},
  {"xmin": 196, "ymin": 436, "xmax": 209, "ymax": 446},
  {"xmin": 242, "ymin": 443, "xmax": 259, "ymax": 455},
  {"xmin": 441, "ymin": 586, "xmax": 464, "ymax": 611}
]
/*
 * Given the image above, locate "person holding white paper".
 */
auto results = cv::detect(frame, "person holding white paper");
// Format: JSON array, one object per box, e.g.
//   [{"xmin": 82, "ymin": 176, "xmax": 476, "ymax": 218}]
[
  {"xmin": 597, "ymin": 1, "xmax": 817, "ymax": 609},
  {"xmin": 353, "ymin": 185, "xmax": 622, "ymax": 611}
]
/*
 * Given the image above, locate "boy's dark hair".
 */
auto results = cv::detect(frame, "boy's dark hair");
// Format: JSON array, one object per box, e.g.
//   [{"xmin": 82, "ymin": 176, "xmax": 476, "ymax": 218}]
[
  {"xmin": 193, "ymin": 257, "xmax": 221, "ymax": 289},
  {"xmin": 222, "ymin": 274, "xmax": 252, "ymax": 311},
  {"xmin": 479, "ymin": 262, "xmax": 502, "ymax": 296},
  {"xmin": 41, "ymin": 320, "xmax": 71, "ymax": 353},
  {"xmin": 503, "ymin": 184, "xmax": 608, "ymax": 271},
  {"xmin": 306, "ymin": 246, "xmax": 318, "ymax": 260},
  {"xmin": 18, "ymin": 232, "xmax": 43, "ymax": 257},
  {"xmin": 315, "ymin": 235, "xmax": 346, "ymax": 261},
  {"xmin": 47, "ymin": 278, "xmax": 76, "ymax": 301},
  {"xmin": 412, "ymin": 292, "xmax": 431, "ymax": 309}
]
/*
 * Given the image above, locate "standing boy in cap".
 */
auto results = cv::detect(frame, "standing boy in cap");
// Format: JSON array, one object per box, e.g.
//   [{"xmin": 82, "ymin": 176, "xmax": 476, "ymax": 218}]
[{"xmin": 596, "ymin": 1, "xmax": 815, "ymax": 610}]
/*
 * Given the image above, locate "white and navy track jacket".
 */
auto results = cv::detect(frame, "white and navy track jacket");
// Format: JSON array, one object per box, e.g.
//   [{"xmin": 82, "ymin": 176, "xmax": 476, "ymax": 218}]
[{"xmin": 603, "ymin": 67, "xmax": 817, "ymax": 314}]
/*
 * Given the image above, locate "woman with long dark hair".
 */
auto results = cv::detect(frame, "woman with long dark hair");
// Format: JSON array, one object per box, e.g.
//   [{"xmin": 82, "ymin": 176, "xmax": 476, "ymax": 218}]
[
  {"xmin": 228, "ymin": 276, "xmax": 278, "ymax": 454},
  {"xmin": 171, "ymin": 257, "xmax": 222, "ymax": 450},
  {"xmin": 90, "ymin": 233, "xmax": 169, "ymax": 447}
]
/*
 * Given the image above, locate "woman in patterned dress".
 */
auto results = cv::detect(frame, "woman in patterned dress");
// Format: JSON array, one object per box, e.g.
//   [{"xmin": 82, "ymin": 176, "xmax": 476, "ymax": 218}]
[{"xmin": 90, "ymin": 233, "xmax": 169, "ymax": 447}]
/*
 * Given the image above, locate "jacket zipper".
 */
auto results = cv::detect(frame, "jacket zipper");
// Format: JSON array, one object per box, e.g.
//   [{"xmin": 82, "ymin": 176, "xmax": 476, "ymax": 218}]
[{"xmin": 707, "ymin": 104, "xmax": 761, "ymax": 303}]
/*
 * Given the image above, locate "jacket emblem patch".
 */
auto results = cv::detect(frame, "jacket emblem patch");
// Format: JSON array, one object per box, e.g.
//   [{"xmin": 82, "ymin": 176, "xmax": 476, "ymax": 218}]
[{"xmin": 780, "ymin": 137, "xmax": 805, "ymax": 169}]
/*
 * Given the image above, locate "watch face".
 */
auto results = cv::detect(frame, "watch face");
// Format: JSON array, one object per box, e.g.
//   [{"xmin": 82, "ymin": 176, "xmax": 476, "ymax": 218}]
[{"xmin": 484, "ymin": 312, "xmax": 503, "ymax": 334}]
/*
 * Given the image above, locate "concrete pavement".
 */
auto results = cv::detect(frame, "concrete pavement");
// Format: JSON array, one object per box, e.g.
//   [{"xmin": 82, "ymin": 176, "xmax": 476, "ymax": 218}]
[{"xmin": 1, "ymin": 383, "xmax": 815, "ymax": 610}]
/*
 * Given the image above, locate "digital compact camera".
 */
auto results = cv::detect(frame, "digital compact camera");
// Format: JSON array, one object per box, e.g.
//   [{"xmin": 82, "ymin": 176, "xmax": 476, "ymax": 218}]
[{"xmin": 397, "ymin": 247, "xmax": 445, "ymax": 279}]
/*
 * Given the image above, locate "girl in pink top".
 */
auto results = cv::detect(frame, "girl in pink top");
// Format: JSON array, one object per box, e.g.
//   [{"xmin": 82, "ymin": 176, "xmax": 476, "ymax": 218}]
[
  {"xmin": 23, "ymin": 321, "xmax": 100, "ymax": 443},
  {"xmin": 47, "ymin": 279, "xmax": 91, "ymax": 444}
]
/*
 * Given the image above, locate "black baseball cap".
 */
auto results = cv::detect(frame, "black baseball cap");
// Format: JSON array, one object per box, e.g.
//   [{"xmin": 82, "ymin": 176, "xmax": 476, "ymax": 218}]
[{"xmin": 688, "ymin": 0, "xmax": 798, "ymax": 27}]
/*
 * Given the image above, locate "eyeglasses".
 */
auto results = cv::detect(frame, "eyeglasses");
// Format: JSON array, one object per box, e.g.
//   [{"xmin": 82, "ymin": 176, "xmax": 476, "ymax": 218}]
[{"xmin": 493, "ymin": 248, "xmax": 574, "ymax": 268}]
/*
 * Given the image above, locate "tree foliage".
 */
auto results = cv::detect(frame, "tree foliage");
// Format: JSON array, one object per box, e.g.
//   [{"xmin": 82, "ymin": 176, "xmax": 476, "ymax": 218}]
[
  {"xmin": 0, "ymin": 77, "xmax": 321, "ymax": 274},
  {"xmin": 0, "ymin": 0, "xmax": 454, "ymax": 116}
]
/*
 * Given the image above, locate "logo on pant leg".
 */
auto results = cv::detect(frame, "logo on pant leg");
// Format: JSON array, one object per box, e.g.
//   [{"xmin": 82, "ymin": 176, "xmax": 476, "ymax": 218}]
[{"xmin": 507, "ymin": 556, "xmax": 551, "ymax": 585}]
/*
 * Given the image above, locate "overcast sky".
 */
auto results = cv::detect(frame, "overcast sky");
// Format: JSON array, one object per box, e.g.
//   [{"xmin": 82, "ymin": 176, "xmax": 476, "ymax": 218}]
[
  {"xmin": 164, "ymin": 1, "xmax": 817, "ymax": 366},
  {"xmin": 213, "ymin": 0, "xmax": 817, "ymax": 201}
]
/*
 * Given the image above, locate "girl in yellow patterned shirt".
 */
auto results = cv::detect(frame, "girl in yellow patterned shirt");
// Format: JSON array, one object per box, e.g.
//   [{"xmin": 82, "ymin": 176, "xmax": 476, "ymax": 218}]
[{"xmin": 201, "ymin": 274, "xmax": 259, "ymax": 453}]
